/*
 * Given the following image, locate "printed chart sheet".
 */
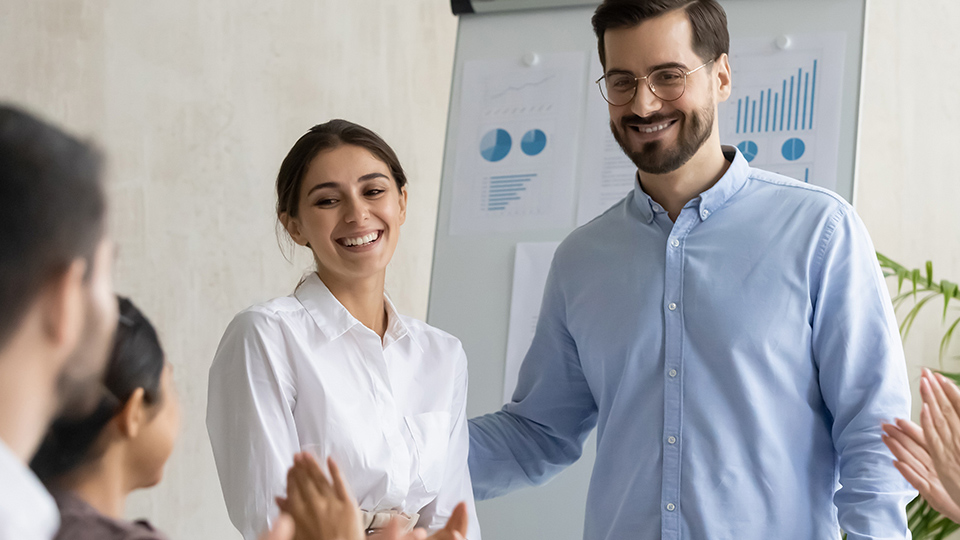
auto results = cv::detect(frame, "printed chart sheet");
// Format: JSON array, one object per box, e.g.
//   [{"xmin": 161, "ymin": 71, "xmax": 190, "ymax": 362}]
[
  {"xmin": 720, "ymin": 33, "xmax": 846, "ymax": 191},
  {"xmin": 449, "ymin": 52, "xmax": 586, "ymax": 235}
]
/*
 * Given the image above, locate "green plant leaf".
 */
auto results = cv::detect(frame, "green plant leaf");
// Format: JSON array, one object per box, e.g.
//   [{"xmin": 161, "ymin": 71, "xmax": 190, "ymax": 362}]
[
  {"xmin": 943, "ymin": 281, "xmax": 959, "ymax": 321},
  {"xmin": 941, "ymin": 317, "xmax": 960, "ymax": 364},
  {"xmin": 927, "ymin": 261, "xmax": 935, "ymax": 287}
]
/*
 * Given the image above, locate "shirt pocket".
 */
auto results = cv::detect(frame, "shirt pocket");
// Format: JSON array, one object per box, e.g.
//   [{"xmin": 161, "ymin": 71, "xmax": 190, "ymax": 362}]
[{"xmin": 404, "ymin": 411, "xmax": 451, "ymax": 494}]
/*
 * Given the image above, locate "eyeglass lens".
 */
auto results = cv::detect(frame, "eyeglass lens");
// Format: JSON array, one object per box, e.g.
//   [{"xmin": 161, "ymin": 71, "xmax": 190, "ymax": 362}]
[{"xmin": 601, "ymin": 67, "xmax": 686, "ymax": 106}]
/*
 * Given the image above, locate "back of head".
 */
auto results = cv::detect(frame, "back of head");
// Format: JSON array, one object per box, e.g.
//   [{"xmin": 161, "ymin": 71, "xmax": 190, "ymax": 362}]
[
  {"xmin": 592, "ymin": 0, "xmax": 729, "ymax": 67},
  {"xmin": 0, "ymin": 105, "xmax": 106, "ymax": 349},
  {"xmin": 30, "ymin": 297, "xmax": 165, "ymax": 483}
]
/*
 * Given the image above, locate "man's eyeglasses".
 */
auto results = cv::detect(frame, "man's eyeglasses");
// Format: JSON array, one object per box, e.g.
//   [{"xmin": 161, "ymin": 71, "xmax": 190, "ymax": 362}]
[{"xmin": 595, "ymin": 59, "xmax": 716, "ymax": 106}]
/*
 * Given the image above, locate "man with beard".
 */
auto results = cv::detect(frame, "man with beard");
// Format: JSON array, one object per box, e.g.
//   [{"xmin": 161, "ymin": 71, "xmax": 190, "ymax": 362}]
[
  {"xmin": 468, "ymin": 2, "xmax": 913, "ymax": 539},
  {"xmin": 0, "ymin": 105, "xmax": 118, "ymax": 540}
]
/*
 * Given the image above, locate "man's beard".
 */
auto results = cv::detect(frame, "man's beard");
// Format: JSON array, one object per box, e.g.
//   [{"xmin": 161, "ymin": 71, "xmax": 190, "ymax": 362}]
[
  {"xmin": 611, "ymin": 105, "xmax": 714, "ymax": 175},
  {"xmin": 55, "ymin": 294, "xmax": 116, "ymax": 420}
]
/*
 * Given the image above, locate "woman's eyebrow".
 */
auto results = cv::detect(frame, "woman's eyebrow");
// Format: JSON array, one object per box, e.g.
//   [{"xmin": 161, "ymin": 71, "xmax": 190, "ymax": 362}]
[{"xmin": 307, "ymin": 173, "xmax": 389, "ymax": 195}]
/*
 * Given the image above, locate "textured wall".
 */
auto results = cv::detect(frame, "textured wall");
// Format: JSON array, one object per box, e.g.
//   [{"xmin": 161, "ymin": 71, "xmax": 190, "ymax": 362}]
[
  {"xmin": 2, "ymin": 0, "xmax": 959, "ymax": 538},
  {"xmin": 0, "ymin": 1, "xmax": 457, "ymax": 538},
  {"xmin": 857, "ymin": 0, "xmax": 960, "ymax": 421}
]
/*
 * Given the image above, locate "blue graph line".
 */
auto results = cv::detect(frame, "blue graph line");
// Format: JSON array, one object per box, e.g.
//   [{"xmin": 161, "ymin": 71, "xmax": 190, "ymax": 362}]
[
  {"xmin": 788, "ymin": 76, "xmax": 794, "ymax": 130},
  {"xmin": 773, "ymin": 93, "xmax": 779, "ymax": 131},
  {"xmin": 780, "ymin": 80, "xmax": 786, "ymax": 131},
  {"xmin": 488, "ymin": 75, "xmax": 556, "ymax": 100},
  {"xmin": 758, "ymin": 91, "xmax": 764, "ymax": 134},
  {"xmin": 810, "ymin": 60, "xmax": 818, "ymax": 129},
  {"xmin": 765, "ymin": 89, "xmax": 771, "ymax": 132},
  {"xmin": 737, "ymin": 98, "xmax": 743, "ymax": 133},
  {"xmin": 794, "ymin": 69, "xmax": 802, "ymax": 131},
  {"xmin": 804, "ymin": 168, "xmax": 809, "ymax": 183},
  {"xmin": 491, "ymin": 174, "xmax": 536, "ymax": 180},
  {"xmin": 751, "ymin": 100, "xmax": 756, "ymax": 132},
  {"xmin": 802, "ymin": 73, "xmax": 809, "ymax": 130}
]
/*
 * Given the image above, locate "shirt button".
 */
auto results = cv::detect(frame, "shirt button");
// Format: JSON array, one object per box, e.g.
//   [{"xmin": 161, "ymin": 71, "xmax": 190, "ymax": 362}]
[
  {"xmin": 666, "ymin": 503, "xmax": 676, "ymax": 512},
  {"xmin": 668, "ymin": 302, "xmax": 677, "ymax": 311},
  {"xmin": 667, "ymin": 436, "xmax": 677, "ymax": 445},
  {"xmin": 701, "ymin": 209, "xmax": 710, "ymax": 219},
  {"xmin": 669, "ymin": 369, "xmax": 678, "ymax": 378},
  {"xmin": 670, "ymin": 238, "xmax": 680, "ymax": 248}
]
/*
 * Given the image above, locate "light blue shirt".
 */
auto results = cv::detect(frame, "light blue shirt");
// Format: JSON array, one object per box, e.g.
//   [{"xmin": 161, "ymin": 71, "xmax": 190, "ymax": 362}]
[{"xmin": 469, "ymin": 148, "xmax": 914, "ymax": 540}]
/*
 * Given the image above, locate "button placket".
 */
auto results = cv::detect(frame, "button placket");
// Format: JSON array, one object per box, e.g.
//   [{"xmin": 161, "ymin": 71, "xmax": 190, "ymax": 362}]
[{"xmin": 660, "ymin": 212, "xmax": 697, "ymax": 539}]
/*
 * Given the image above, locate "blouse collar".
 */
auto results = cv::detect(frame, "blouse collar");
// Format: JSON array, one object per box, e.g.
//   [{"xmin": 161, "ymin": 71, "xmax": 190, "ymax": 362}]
[{"xmin": 294, "ymin": 273, "xmax": 421, "ymax": 351}]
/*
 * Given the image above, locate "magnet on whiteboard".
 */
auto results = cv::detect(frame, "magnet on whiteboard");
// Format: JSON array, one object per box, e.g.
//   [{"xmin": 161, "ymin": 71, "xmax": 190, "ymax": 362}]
[
  {"xmin": 776, "ymin": 35, "xmax": 792, "ymax": 50},
  {"xmin": 522, "ymin": 52, "xmax": 540, "ymax": 66}
]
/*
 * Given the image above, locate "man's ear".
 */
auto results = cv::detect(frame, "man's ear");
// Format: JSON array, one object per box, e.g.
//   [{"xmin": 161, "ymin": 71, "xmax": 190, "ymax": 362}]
[
  {"xmin": 115, "ymin": 387, "xmax": 146, "ymax": 439},
  {"xmin": 715, "ymin": 53, "xmax": 732, "ymax": 103},
  {"xmin": 279, "ymin": 213, "xmax": 308, "ymax": 247},
  {"xmin": 39, "ymin": 258, "xmax": 88, "ymax": 355},
  {"xmin": 398, "ymin": 187, "xmax": 408, "ymax": 226}
]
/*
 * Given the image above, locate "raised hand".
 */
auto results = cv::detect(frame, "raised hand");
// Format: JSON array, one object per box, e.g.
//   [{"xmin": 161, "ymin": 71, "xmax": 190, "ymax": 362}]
[
  {"xmin": 919, "ymin": 369, "xmax": 960, "ymax": 511},
  {"xmin": 882, "ymin": 417, "xmax": 960, "ymax": 522},
  {"xmin": 277, "ymin": 453, "xmax": 364, "ymax": 540}
]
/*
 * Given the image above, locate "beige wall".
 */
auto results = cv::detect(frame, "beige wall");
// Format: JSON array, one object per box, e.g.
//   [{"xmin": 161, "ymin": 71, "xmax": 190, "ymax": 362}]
[
  {"xmin": 0, "ymin": 1, "xmax": 458, "ymax": 538},
  {"xmin": 858, "ymin": 0, "xmax": 960, "ymax": 412},
  {"xmin": 2, "ymin": 0, "xmax": 959, "ymax": 538}
]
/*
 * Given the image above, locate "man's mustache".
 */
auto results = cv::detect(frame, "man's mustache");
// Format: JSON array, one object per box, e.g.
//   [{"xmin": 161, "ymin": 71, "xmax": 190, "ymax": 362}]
[{"xmin": 620, "ymin": 113, "xmax": 681, "ymax": 127}]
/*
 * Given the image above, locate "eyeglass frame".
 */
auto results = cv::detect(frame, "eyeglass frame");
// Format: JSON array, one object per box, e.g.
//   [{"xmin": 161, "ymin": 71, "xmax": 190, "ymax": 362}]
[{"xmin": 595, "ymin": 58, "xmax": 717, "ymax": 106}]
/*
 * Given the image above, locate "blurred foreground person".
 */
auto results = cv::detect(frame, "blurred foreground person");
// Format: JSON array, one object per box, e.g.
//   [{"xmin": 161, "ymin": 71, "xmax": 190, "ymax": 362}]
[
  {"xmin": 0, "ymin": 104, "xmax": 116, "ymax": 540},
  {"xmin": 30, "ymin": 297, "xmax": 295, "ymax": 540}
]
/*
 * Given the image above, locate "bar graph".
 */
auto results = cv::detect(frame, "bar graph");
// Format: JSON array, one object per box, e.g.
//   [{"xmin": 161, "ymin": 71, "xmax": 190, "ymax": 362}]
[
  {"xmin": 486, "ymin": 173, "xmax": 536, "ymax": 211},
  {"xmin": 735, "ymin": 60, "xmax": 817, "ymax": 135},
  {"xmin": 719, "ymin": 33, "xmax": 845, "ymax": 193}
]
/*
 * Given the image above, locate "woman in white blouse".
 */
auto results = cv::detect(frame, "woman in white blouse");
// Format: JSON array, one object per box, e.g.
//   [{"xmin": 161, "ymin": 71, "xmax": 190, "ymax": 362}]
[{"xmin": 206, "ymin": 120, "xmax": 480, "ymax": 540}]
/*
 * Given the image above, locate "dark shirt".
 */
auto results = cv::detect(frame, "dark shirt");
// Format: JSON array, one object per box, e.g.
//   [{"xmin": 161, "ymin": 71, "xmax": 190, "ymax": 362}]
[{"xmin": 51, "ymin": 490, "xmax": 169, "ymax": 540}]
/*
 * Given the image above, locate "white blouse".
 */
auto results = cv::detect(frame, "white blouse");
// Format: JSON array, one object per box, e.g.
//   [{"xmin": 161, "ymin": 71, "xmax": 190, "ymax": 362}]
[{"xmin": 206, "ymin": 274, "xmax": 480, "ymax": 540}]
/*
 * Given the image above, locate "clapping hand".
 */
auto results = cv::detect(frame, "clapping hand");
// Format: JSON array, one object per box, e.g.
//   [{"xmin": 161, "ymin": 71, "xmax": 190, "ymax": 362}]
[
  {"xmin": 277, "ymin": 453, "xmax": 364, "ymax": 540},
  {"xmin": 370, "ymin": 502, "xmax": 469, "ymax": 540},
  {"xmin": 277, "ymin": 453, "xmax": 470, "ymax": 540},
  {"xmin": 882, "ymin": 368, "xmax": 960, "ymax": 523}
]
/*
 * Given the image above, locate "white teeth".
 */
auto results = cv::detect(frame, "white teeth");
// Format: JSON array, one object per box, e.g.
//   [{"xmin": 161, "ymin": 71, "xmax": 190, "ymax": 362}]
[
  {"xmin": 639, "ymin": 122, "xmax": 672, "ymax": 134},
  {"xmin": 342, "ymin": 232, "xmax": 379, "ymax": 247}
]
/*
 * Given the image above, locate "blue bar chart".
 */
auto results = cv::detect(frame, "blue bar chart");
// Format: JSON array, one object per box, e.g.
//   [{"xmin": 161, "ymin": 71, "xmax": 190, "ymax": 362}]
[
  {"xmin": 486, "ymin": 173, "xmax": 536, "ymax": 211},
  {"xmin": 735, "ymin": 60, "xmax": 817, "ymax": 135},
  {"xmin": 720, "ymin": 33, "xmax": 845, "ymax": 193}
]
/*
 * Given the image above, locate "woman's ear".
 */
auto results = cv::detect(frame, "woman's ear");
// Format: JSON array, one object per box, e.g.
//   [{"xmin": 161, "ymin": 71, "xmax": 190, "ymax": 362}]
[
  {"xmin": 398, "ymin": 187, "xmax": 408, "ymax": 226},
  {"xmin": 115, "ymin": 387, "xmax": 146, "ymax": 439},
  {"xmin": 279, "ymin": 213, "xmax": 308, "ymax": 247}
]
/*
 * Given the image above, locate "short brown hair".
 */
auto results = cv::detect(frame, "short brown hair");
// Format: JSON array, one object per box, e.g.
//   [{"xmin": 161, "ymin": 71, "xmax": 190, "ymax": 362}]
[
  {"xmin": 275, "ymin": 119, "xmax": 407, "ymax": 220},
  {"xmin": 592, "ymin": 0, "xmax": 729, "ymax": 68}
]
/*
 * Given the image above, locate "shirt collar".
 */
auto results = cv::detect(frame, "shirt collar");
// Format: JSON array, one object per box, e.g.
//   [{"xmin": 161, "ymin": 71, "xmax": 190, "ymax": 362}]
[
  {"xmin": 293, "ymin": 273, "xmax": 421, "ymax": 351},
  {"xmin": 631, "ymin": 145, "xmax": 750, "ymax": 224},
  {"xmin": 0, "ymin": 439, "xmax": 59, "ymax": 539}
]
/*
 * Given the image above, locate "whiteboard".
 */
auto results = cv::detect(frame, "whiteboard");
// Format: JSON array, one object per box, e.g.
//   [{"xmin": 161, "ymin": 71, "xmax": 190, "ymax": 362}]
[{"xmin": 427, "ymin": 2, "xmax": 866, "ymax": 539}]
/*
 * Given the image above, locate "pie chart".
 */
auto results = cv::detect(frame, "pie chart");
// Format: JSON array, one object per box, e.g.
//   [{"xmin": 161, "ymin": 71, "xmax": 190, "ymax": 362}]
[
  {"xmin": 480, "ymin": 129, "xmax": 512, "ymax": 162},
  {"xmin": 781, "ymin": 138, "xmax": 806, "ymax": 161},
  {"xmin": 736, "ymin": 140, "xmax": 758, "ymax": 162},
  {"xmin": 520, "ymin": 129, "xmax": 547, "ymax": 156}
]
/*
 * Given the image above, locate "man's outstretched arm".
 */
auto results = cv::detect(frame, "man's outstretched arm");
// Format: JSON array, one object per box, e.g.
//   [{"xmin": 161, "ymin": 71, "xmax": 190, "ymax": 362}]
[{"xmin": 469, "ymin": 258, "xmax": 598, "ymax": 500}]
